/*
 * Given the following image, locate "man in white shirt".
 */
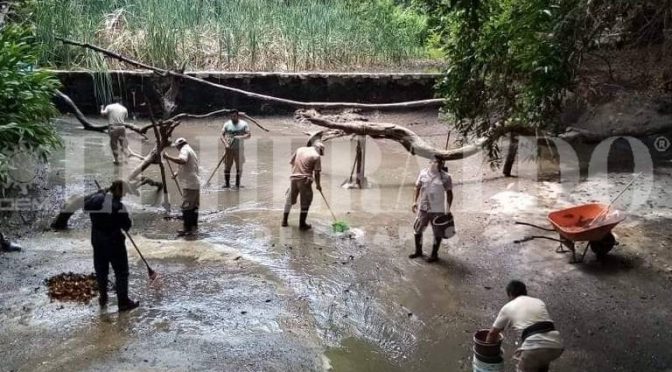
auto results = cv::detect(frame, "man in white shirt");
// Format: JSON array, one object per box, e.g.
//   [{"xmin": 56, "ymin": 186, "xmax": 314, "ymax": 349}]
[
  {"xmin": 101, "ymin": 99, "xmax": 133, "ymax": 165},
  {"xmin": 410, "ymin": 158, "xmax": 453, "ymax": 262},
  {"xmin": 282, "ymin": 142, "xmax": 324, "ymax": 230},
  {"xmin": 220, "ymin": 110, "xmax": 251, "ymax": 189},
  {"xmin": 163, "ymin": 138, "xmax": 201, "ymax": 236},
  {"xmin": 487, "ymin": 281, "xmax": 564, "ymax": 372}
]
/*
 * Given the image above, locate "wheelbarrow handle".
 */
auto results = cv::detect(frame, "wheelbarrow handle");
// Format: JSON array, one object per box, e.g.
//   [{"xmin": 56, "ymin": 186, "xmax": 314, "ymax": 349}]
[
  {"xmin": 514, "ymin": 235, "xmax": 565, "ymax": 244},
  {"xmin": 514, "ymin": 221, "xmax": 556, "ymax": 232}
]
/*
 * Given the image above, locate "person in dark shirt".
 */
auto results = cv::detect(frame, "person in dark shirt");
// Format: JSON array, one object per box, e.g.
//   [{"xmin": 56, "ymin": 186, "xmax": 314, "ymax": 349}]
[{"xmin": 84, "ymin": 180, "xmax": 139, "ymax": 312}]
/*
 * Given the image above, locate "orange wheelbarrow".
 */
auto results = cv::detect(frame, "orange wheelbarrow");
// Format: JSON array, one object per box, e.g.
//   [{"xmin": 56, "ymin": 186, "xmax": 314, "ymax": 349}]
[{"xmin": 514, "ymin": 203, "xmax": 626, "ymax": 263}]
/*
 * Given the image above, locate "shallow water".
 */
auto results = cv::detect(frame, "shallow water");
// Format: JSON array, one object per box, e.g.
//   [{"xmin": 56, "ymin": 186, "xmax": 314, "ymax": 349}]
[{"xmin": 2, "ymin": 113, "xmax": 672, "ymax": 371}]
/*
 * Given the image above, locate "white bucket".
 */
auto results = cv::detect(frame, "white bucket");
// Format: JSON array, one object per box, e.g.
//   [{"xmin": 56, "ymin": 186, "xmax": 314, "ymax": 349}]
[{"xmin": 472, "ymin": 355, "xmax": 504, "ymax": 372}]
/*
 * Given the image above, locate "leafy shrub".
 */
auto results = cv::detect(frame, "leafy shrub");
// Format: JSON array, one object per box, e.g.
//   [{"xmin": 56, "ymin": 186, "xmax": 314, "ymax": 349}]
[
  {"xmin": 419, "ymin": 0, "xmax": 586, "ymax": 161},
  {"xmin": 0, "ymin": 23, "xmax": 61, "ymax": 186}
]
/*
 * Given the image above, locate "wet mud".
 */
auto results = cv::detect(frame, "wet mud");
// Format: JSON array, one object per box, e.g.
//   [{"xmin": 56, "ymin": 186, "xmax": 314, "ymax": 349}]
[{"xmin": 1, "ymin": 111, "xmax": 672, "ymax": 371}]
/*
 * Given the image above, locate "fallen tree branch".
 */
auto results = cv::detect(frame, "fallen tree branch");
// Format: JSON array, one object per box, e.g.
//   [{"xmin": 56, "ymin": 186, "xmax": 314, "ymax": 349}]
[
  {"xmin": 296, "ymin": 110, "xmax": 485, "ymax": 161},
  {"xmin": 240, "ymin": 113, "xmax": 270, "ymax": 132},
  {"xmin": 165, "ymin": 109, "xmax": 270, "ymax": 132},
  {"xmin": 55, "ymin": 89, "xmax": 149, "ymax": 140},
  {"xmin": 560, "ymin": 122, "xmax": 672, "ymax": 143},
  {"xmin": 57, "ymin": 37, "xmax": 444, "ymax": 110}
]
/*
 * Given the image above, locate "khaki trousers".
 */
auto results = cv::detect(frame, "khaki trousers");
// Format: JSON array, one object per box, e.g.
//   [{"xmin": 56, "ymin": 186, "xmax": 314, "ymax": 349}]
[
  {"xmin": 109, "ymin": 126, "xmax": 128, "ymax": 159},
  {"xmin": 284, "ymin": 178, "xmax": 313, "ymax": 213},
  {"xmin": 515, "ymin": 348, "xmax": 563, "ymax": 372}
]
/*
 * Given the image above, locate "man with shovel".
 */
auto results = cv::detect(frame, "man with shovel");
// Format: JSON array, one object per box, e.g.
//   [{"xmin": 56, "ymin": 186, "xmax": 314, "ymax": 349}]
[
  {"xmin": 84, "ymin": 180, "xmax": 139, "ymax": 312},
  {"xmin": 282, "ymin": 141, "xmax": 324, "ymax": 230},
  {"xmin": 163, "ymin": 137, "xmax": 201, "ymax": 236}
]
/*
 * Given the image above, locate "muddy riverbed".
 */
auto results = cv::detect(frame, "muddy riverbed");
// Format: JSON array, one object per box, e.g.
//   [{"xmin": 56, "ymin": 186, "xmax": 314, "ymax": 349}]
[{"xmin": 1, "ymin": 111, "xmax": 672, "ymax": 371}]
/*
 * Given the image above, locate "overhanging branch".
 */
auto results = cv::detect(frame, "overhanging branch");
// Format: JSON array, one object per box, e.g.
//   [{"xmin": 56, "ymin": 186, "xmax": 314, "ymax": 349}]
[
  {"xmin": 57, "ymin": 37, "xmax": 445, "ymax": 110},
  {"xmin": 296, "ymin": 110, "xmax": 485, "ymax": 161}
]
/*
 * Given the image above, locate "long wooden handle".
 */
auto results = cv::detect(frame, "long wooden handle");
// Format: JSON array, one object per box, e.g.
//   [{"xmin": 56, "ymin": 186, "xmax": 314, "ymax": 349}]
[
  {"xmin": 205, "ymin": 154, "xmax": 226, "ymax": 185},
  {"xmin": 319, "ymin": 190, "xmax": 338, "ymax": 222},
  {"xmin": 165, "ymin": 159, "xmax": 182, "ymax": 196},
  {"xmin": 590, "ymin": 172, "xmax": 641, "ymax": 226},
  {"xmin": 124, "ymin": 230, "xmax": 151, "ymax": 270}
]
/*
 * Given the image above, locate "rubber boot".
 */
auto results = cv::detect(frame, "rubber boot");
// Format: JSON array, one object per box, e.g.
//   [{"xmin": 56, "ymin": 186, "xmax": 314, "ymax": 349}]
[
  {"xmin": 96, "ymin": 276, "xmax": 108, "ymax": 307},
  {"xmin": 409, "ymin": 234, "xmax": 423, "ymax": 259},
  {"xmin": 192, "ymin": 209, "xmax": 199, "ymax": 231},
  {"xmin": 281, "ymin": 212, "xmax": 289, "ymax": 227},
  {"xmin": 299, "ymin": 211, "xmax": 312, "ymax": 231},
  {"xmin": 50, "ymin": 212, "xmax": 73, "ymax": 231},
  {"xmin": 177, "ymin": 210, "xmax": 191, "ymax": 236},
  {"xmin": 426, "ymin": 237, "xmax": 442, "ymax": 263},
  {"xmin": 116, "ymin": 274, "xmax": 139, "ymax": 312},
  {"xmin": 0, "ymin": 233, "xmax": 21, "ymax": 252},
  {"xmin": 98, "ymin": 292, "xmax": 108, "ymax": 307},
  {"xmin": 235, "ymin": 173, "xmax": 241, "ymax": 189},
  {"xmin": 223, "ymin": 173, "xmax": 231, "ymax": 188}
]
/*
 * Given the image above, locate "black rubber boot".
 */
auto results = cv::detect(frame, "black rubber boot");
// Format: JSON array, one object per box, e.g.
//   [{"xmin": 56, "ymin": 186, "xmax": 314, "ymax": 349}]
[
  {"xmin": 95, "ymin": 271, "xmax": 108, "ymax": 304},
  {"xmin": 97, "ymin": 277, "xmax": 108, "ymax": 307},
  {"xmin": 299, "ymin": 211, "xmax": 312, "ymax": 231},
  {"xmin": 223, "ymin": 173, "xmax": 231, "ymax": 188},
  {"xmin": 177, "ymin": 210, "xmax": 191, "ymax": 236},
  {"xmin": 235, "ymin": 173, "xmax": 241, "ymax": 189},
  {"xmin": 0, "ymin": 233, "xmax": 21, "ymax": 252},
  {"xmin": 192, "ymin": 209, "xmax": 199, "ymax": 231},
  {"xmin": 98, "ymin": 293, "xmax": 108, "ymax": 307},
  {"xmin": 115, "ymin": 273, "xmax": 139, "ymax": 312},
  {"xmin": 118, "ymin": 299, "xmax": 139, "ymax": 312},
  {"xmin": 426, "ymin": 237, "xmax": 442, "ymax": 263},
  {"xmin": 409, "ymin": 234, "xmax": 423, "ymax": 259},
  {"xmin": 281, "ymin": 212, "xmax": 289, "ymax": 227},
  {"xmin": 50, "ymin": 212, "xmax": 73, "ymax": 231}
]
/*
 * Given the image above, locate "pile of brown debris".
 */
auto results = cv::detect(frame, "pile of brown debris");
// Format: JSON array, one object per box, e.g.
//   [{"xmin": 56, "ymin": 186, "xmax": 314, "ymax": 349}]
[{"xmin": 45, "ymin": 272, "xmax": 98, "ymax": 303}]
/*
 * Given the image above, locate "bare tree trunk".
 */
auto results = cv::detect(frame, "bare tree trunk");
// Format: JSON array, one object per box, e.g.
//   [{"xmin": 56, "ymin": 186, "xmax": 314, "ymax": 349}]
[
  {"xmin": 341, "ymin": 136, "xmax": 368, "ymax": 189},
  {"xmin": 355, "ymin": 136, "xmax": 367, "ymax": 188},
  {"xmin": 150, "ymin": 119, "xmax": 171, "ymax": 212},
  {"xmin": 502, "ymin": 132, "xmax": 519, "ymax": 177}
]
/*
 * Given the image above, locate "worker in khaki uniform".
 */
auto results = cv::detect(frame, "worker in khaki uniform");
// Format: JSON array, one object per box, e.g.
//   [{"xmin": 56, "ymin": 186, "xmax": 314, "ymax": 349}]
[
  {"xmin": 410, "ymin": 158, "xmax": 453, "ymax": 262},
  {"xmin": 282, "ymin": 142, "xmax": 324, "ymax": 230},
  {"xmin": 220, "ymin": 110, "xmax": 251, "ymax": 189},
  {"xmin": 101, "ymin": 100, "xmax": 137, "ymax": 165},
  {"xmin": 487, "ymin": 280, "xmax": 564, "ymax": 372},
  {"xmin": 163, "ymin": 138, "xmax": 201, "ymax": 236}
]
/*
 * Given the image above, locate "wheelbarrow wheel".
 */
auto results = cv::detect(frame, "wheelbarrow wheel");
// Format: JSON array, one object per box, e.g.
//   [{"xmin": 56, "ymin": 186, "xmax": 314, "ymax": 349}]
[{"xmin": 589, "ymin": 233, "xmax": 616, "ymax": 259}]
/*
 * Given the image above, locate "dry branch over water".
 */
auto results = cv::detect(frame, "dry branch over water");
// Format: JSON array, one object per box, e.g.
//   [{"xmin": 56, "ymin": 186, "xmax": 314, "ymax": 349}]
[{"xmin": 57, "ymin": 38, "xmax": 445, "ymax": 110}]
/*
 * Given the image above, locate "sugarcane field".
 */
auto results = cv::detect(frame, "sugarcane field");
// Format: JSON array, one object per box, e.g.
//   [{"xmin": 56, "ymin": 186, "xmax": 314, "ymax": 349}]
[{"xmin": 1, "ymin": 1, "xmax": 672, "ymax": 371}]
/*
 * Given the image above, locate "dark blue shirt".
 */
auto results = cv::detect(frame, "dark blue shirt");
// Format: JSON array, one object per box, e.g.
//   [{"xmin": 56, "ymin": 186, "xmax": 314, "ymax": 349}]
[{"xmin": 84, "ymin": 192, "xmax": 131, "ymax": 241}]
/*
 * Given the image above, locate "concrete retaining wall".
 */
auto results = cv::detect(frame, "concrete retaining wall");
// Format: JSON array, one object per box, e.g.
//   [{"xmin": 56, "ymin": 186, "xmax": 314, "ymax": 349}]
[{"xmin": 53, "ymin": 70, "xmax": 442, "ymax": 115}]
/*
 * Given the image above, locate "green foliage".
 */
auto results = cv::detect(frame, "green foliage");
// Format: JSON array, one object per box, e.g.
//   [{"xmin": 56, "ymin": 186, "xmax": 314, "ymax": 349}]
[
  {"xmin": 0, "ymin": 24, "xmax": 61, "ymax": 185},
  {"xmin": 420, "ymin": 0, "xmax": 586, "ymax": 161},
  {"xmin": 33, "ymin": 0, "xmax": 429, "ymax": 71},
  {"xmin": 332, "ymin": 220, "xmax": 350, "ymax": 233}
]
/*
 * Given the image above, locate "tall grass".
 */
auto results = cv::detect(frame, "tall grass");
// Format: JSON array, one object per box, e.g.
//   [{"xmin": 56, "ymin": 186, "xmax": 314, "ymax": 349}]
[{"xmin": 33, "ymin": 0, "xmax": 429, "ymax": 72}]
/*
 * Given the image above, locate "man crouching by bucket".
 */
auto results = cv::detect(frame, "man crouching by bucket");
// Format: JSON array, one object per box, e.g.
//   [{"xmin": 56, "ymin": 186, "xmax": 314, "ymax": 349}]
[
  {"xmin": 486, "ymin": 281, "xmax": 563, "ymax": 372},
  {"xmin": 410, "ymin": 157, "xmax": 453, "ymax": 262}
]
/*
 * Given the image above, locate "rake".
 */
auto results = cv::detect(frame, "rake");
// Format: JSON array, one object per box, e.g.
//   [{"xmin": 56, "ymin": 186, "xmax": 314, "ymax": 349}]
[{"xmin": 124, "ymin": 231, "xmax": 158, "ymax": 282}]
